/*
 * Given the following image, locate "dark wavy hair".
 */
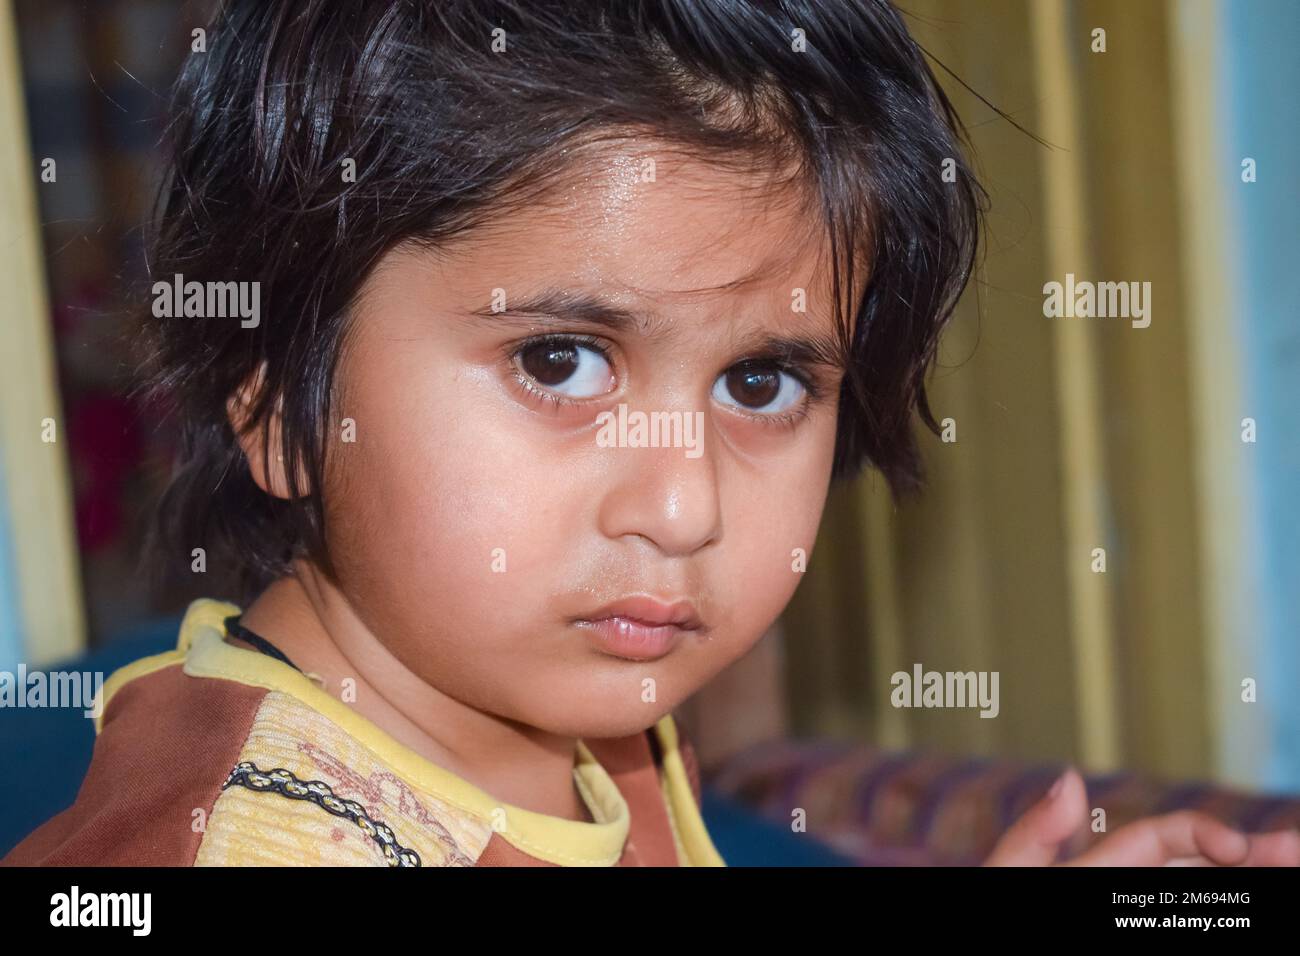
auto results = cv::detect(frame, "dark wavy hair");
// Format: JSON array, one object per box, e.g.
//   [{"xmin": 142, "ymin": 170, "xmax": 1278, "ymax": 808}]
[{"xmin": 136, "ymin": 0, "xmax": 986, "ymax": 602}]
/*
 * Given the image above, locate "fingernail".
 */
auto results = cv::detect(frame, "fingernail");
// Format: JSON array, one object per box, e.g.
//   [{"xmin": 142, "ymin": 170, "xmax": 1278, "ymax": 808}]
[{"xmin": 1048, "ymin": 768, "xmax": 1070, "ymax": 799}]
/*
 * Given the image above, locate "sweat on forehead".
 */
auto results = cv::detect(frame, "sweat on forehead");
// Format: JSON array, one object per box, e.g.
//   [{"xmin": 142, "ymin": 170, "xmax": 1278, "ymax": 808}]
[{"xmin": 423, "ymin": 134, "xmax": 840, "ymax": 300}]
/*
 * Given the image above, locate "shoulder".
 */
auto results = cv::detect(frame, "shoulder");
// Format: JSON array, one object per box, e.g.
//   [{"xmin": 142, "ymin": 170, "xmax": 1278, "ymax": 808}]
[{"xmin": 1, "ymin": 656, "xmax": 269, "ymax": 866}]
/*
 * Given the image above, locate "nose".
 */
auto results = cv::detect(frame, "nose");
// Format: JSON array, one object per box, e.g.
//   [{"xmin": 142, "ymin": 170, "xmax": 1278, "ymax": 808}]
[{"xmin": 595, "ymin": 418, "xmax": 722, "ymax": 558}]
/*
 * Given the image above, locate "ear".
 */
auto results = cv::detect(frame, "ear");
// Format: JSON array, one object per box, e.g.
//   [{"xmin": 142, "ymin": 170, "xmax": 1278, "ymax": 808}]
[{"xmin": 225, "ymin": 363, "xmax": 306, "ymax": 499}]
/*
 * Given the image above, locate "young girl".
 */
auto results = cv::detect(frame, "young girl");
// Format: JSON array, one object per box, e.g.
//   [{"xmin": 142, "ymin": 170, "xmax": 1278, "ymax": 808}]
[{"xmin": 5, "ymin": 0, "xmax": 1296, "ymax": 867}]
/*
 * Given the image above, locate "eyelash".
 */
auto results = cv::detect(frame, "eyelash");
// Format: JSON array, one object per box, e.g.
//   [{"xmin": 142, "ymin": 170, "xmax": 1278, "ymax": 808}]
[
  {"xmin": 506, "ymin": 333, "xmax": 612, "ymax": 414},
  {"xmin": 724, "ymin": 360, "xmax": 822, "ymax": 431},
  {"xmin": 505, "ymin": 332, "xmax": 824, "ymax": 429}
]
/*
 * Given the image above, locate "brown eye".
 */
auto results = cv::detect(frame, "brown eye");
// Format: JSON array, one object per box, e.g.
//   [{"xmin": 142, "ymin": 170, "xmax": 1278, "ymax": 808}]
[
  {"xmin": 725, "ymin": 365, "xmax": 779, "ymax": 407},
  {"xmin": 520, "ymin": 342, "xmax": 579, "ymax": 386},
  {"xmin": 514, "ymin": 338, "xmax": 615, "ymax": 397},
  {"xmin": 713, "ymin": 361, "xmax": 805, "ymax": 415}
]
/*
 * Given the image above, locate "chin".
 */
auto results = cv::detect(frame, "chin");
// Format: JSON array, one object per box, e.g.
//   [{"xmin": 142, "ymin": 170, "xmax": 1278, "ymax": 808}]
[{"xmin": 531, "ymin": 702, "xmax": 676, "ymax": 741}]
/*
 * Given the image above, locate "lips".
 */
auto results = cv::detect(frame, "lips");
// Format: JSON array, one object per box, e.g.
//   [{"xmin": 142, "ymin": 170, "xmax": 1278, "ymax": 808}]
[
  {"xmin": 582, "ymin": 596, "xmax": 703, "ymax": 630},
  {"xmin": 572, "ymin": 595, "xmax": 703, "ymax": 661}
]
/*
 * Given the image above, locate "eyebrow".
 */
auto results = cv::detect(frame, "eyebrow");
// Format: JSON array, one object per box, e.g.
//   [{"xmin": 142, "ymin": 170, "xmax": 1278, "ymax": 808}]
[
  {"xmin": 729, "ymin": 330, "xmax": 847, "ymax": 371},
  {"xmin": 466, "ymin": 287, "xmax": 670, "ymax": 338},
  {"xmin": 466, "ymin": 285, "xmax": 848, "ymax": 369}
]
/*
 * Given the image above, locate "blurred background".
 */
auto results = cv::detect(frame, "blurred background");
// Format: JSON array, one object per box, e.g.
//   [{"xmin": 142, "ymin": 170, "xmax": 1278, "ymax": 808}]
[{"xmin": 0, "ymin": 0, "xmax": 1296, "ymax": 864}]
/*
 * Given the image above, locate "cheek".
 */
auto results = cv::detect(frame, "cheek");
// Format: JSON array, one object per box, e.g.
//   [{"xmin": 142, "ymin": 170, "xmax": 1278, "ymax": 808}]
[
  {"xmin": 709, "ymin": 424, "xmax": 837, "ymax": 644},
  {"xmin": 323, "ymin": 347, "xmax": 572, "ymax": 653},
  {"xmin": 725, "ymin": 482, "xmax": 824, "ymax": 622},
  {"xmin": 327, "ymin": 374, "xmax": 566, "ymax": 613}
]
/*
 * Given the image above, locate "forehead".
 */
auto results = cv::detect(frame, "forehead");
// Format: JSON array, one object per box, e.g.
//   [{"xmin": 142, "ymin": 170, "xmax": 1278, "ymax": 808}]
[{"xmin": 428, "ymin": 139, "xmax": 849, "ymax": 323}]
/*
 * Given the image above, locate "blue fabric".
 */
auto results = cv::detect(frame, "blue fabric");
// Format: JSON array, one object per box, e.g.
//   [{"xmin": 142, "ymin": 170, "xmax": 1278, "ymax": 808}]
[
  {"xmin": 700, "ymin": 790, "xmax": 859, "ymax": 866},
  {"xmin": 1, "ymin": 617, "xmax": 853, "ymax": 864},
  {"xmin": 0, "ymin": 622, "xmax": 178, "ymax": 857}
]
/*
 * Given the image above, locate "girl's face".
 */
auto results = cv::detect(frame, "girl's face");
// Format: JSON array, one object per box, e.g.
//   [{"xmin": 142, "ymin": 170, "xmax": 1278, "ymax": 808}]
[{"xmin": 324, "ymin": 143, "xmax": 853, "ymax": 738}]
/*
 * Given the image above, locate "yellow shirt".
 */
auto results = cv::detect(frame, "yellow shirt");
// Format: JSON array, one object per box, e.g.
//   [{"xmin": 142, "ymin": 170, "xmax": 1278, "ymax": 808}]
[{"xmin": 3, "ymin": 598, "xmax": 726, "ymax": 867}]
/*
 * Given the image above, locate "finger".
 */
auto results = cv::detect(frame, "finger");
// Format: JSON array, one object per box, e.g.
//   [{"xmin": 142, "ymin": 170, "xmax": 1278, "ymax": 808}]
[
  {"xmin": 1066, "ymin": 811, "xmax": 1248, "ymax": 867},
  {"xmin": 1179, "ymin": 811, "xmax": 1252, "ymax": 865},
  {"xmin": 984, "ymin": 767, "xmax": 1087, "ymax": 866},
  {"xmin": 1237, "ymin": 829, "xmax": 1300, "ymax": 867},
  {"xmin": 1161, "ymin": 829, "xmax": 1300, "ymax": 867}
]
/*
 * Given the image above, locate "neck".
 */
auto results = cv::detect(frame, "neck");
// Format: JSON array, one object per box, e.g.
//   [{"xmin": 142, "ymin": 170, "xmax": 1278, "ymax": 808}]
[{"xmin": 237, "ymin": 562, "xmax": 593, "ymax": 823}]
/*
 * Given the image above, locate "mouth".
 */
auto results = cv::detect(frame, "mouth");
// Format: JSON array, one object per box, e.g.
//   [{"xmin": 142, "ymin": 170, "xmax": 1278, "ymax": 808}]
[{"xmin": 572, "ymin": 595, "xmax": 704, "ymax": 662}]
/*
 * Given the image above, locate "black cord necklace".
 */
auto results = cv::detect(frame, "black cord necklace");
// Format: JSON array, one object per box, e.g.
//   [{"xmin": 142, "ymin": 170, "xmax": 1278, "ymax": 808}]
[{"xmin": 222, "ymin": 614, "xmax": 303, "ymax": 673}]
